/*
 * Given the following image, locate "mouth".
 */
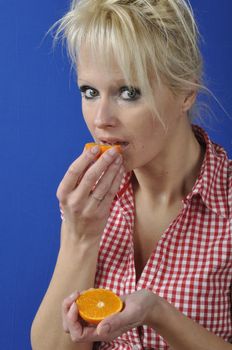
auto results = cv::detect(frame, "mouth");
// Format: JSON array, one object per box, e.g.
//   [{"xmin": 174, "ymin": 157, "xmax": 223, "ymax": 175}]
[{"xmin": 100, "ymin": 140, "xmax": 129, "ymax": 149}]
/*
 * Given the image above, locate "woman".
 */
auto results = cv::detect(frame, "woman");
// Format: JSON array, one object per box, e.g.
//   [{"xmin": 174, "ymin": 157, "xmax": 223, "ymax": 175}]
[{"xmin": 31, "ymin": 0, "xmax": 232, "ymax": 349}]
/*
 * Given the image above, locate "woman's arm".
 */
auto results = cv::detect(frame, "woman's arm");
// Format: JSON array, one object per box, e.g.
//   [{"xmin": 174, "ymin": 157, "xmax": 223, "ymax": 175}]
[
  {"xmin": 31, "ymin": 146, "xmax": 124, "ymax": 350},
  {"xmin": 148, "ymin": 294, "xmax": 232, "ymax": 350},
  {"xmin": 31, "ymin": 227, "xmax": 99, "ymax": 350}
]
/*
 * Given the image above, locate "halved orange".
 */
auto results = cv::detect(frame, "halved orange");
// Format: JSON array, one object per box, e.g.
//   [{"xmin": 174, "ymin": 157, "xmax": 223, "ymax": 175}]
[
  {"xmin": 76, "ymin": 288, "xmax": 123, "ymax": 325},
  {"xmin": 85, "ymin": 143, "xmax": 122, "ymax": 157}
]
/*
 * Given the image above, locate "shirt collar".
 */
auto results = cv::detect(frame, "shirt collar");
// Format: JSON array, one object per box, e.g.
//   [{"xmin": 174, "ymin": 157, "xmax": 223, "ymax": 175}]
[
  {"xmin": 117, "ymin": 172, "xmax": 132, "ymax": 199},
  {"xmin": 116, "ymin": 125, "xmax": 231, "ymax": 219},
  {"xmin": 184, "ymin": 125, "xmax": 230, "ymax": 218}
]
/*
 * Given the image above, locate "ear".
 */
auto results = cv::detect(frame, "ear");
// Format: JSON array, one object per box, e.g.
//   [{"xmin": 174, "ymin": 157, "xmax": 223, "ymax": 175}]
[{"xmin": 182, "ymin": 90, "xmax": 197, "ymax": 113}]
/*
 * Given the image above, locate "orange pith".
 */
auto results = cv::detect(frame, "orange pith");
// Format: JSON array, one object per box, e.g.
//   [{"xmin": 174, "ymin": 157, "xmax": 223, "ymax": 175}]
[
  {"xmin": 85, "ymin": 142, "xmax": 122, "ymax": 156},
  {"xmin": 76, "ymin": 288, "xmax": 123, "ymax": 325}
]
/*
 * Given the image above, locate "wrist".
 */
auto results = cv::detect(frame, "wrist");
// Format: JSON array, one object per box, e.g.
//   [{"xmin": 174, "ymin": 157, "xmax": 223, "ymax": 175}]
[
  {"xmin": 58, "ymin": 226, "xmax": 100, "ymax": 281},
  {"xmin": 145, "ymin": 293, "xmax": 169, "ymax": 330},
  {"xmin": 60, "ymin": 222, "xmax": 101, "ymax": 248}
]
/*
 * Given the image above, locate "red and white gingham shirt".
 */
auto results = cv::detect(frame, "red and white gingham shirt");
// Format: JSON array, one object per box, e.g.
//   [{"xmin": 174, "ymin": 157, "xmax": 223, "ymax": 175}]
[{"xmin": 94, "ymin": 125, "xmax": 232, "ymax": 350}]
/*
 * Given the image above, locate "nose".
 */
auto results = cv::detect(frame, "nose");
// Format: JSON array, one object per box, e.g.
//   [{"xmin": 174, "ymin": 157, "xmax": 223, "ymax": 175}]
[{"xmin": 93, "ymin": 97, "xmax": 117, "ymax": 129}]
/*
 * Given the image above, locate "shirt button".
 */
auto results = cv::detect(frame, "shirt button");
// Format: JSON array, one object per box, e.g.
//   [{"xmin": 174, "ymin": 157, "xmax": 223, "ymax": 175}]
[{"xmin": 132, "ymin": 346, "xmax": 140, "ymax": 350}]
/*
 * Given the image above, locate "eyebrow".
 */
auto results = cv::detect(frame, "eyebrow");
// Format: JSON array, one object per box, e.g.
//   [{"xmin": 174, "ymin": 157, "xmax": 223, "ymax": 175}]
[{"xmin": 77, "ymin": 78, "xmax": 128, "ymax": 87}]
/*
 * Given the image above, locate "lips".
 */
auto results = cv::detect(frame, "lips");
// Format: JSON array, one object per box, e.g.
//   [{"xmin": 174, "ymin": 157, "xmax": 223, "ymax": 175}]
[{"xmin": 100, "ymin": 139, "xmax": 129, "ymax": 148}]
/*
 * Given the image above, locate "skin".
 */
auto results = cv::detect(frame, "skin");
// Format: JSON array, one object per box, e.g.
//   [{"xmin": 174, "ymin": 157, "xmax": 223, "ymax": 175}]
[{"xmin": 31, "ymin": 46, "xmax": 232, "ymax": 350}]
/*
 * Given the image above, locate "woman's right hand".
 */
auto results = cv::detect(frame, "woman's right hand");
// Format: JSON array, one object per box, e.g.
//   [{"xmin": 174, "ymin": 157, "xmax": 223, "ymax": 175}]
[{"xmin": 56, "ymin": 145, "xmax": 124, "ymax": 243}]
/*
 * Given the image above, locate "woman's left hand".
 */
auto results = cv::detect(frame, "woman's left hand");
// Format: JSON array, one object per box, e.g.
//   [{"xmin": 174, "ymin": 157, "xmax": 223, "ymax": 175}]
[{"xmin": 62, "ymin": 290, "xmax": 157, "ymax": 343}]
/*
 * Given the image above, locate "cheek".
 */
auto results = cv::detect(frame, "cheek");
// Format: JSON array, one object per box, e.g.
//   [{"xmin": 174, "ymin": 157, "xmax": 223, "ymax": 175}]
[
  {"xmin": 82, "ymin": 103, "xmax": 89, "ymax": 120},
  {"xmin": 82, "ymin": 104, "xmax": 94, "ymax": 129},
  {"xmin": 134, "ymin": 117, "xmax": 158, "ymax": 144},
  {"xmin": 132, "ymin": 120, "xmax": 167, "ymax": 159}
]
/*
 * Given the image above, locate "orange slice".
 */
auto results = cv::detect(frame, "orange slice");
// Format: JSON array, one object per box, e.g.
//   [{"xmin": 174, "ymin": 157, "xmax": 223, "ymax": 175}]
[
  {"xmin": 76, "ymin": 288, "xmax": 123, "ymax": 325},
  {"xmin": 85, "ymin": 142, "xmax": 122, "ymax": 157}
]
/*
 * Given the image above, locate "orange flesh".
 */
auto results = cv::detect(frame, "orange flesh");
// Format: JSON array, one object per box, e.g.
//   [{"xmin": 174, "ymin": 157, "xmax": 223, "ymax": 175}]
[{"xmin": 76, "ymin": 288, "xmax": 123, "ymax": 325}]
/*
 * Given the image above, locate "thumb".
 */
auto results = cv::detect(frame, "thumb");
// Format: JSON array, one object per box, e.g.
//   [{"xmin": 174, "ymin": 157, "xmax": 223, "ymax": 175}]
[{"xmin": 96, "ymin": 312, "xmax": 128, "ymax": 336}]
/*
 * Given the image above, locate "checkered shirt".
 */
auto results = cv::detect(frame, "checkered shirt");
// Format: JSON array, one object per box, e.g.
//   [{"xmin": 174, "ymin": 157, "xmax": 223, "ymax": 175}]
[{"xmin": 94, "ymin": 125, "xmax": 232, "ymax": 350}]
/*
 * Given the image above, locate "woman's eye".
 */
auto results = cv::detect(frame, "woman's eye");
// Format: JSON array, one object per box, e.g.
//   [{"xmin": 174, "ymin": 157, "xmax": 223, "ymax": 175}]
[
  {"xmin": 120, "ymin": 87, "xmax": 141, "ymax": 101},
  {"xmin": 79, "ymin": 86, "xmax": 99, "ymax": 99}
]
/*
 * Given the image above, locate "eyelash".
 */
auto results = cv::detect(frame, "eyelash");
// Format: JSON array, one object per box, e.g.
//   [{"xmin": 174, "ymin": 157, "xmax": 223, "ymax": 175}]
[
  {"xmin": 79, "ymin": 85, "xmax": 141, "ymax": 101},
  {"xmin": 79, "ymin": 85, "xmax": 98, "ymax": 100},
  {"xmin": 120, "ymin": 86, "xmax": 141, "ymax": 101}
]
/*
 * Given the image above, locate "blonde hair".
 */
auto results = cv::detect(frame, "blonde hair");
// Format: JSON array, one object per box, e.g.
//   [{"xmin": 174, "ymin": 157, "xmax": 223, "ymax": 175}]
[{"xmin": 53, "ymin": 0, "xmax": 207, "ymax": 122}]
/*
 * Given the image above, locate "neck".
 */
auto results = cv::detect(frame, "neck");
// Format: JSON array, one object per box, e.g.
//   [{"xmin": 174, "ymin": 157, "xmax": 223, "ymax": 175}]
[{"xmin": 132, "ymin": 124, "xmax": 205, "ymax": 206}]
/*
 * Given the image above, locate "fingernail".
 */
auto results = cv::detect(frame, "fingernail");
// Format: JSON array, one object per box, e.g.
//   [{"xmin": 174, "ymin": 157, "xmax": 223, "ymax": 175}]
[
  {"xmin": 108, "ymin": 147, "xmax": 117, "ymax": 155},
  {"xmin": 70, "ymin": 291, "xmax": 77, "ymax": 299},
  {"xmin": 70, "ymin": 302, "xmax": 77, "ymax": 312},
  {"xmin": 114, "ymin": 155, "xmax": 122, "ymax": 164},
  {"xmin": 120, "ymin": 166, "xmax": 125, "ymax": 174},
  {"xmin": 91, "ymin": 145, "xmax": 99, "ymax": 154},
  {"xmin": 97, "ymin": 323, "xmax": 111, "ymax": 336}
]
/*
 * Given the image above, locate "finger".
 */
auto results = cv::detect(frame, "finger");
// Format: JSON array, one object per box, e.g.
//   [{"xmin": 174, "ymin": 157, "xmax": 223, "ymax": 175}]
[
  {"xmin": 57, "ymin": 146, "xmax": 100, "ymax": 202},
  {"xmin": 88, "ymin": 156, "xmax": 123, "ymax": 207},
  {"xmin": 68, "ymin": 148, "xmax": 122, "ymax": 203},
  {"xmin": 96, "ymin": 307, "xmax": 135, "ymax": 337},
  {"xmin": 66, "ymin": 302, "xmax": 83, "ymax": 340},
  {"xmin": 96, "ymin": 315, "xmax": 121, "ymax": 337},
  {"xmin": 66, "ymin": 303, "xmax": 100, "ymax": 343},
  {"xmin": 69, "ymin": 324, "xmax": 100, "ymax": 343},
  {"xmin": 102, "ymin": 165, "xmax": 125, "ymax": 207},
  {"xmin": 62, "ymin": 291, "xmax": 80, "ymax": 332},
  {"xmin": 62, "ymin": 291, "xmax": 80, "ymax": 314}
]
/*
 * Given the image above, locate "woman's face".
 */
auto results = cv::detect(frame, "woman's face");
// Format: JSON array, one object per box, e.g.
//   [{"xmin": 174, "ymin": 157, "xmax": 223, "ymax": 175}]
[{"xmin": 77, "ymin": 48, "xmax": 192, "ymax": 171}]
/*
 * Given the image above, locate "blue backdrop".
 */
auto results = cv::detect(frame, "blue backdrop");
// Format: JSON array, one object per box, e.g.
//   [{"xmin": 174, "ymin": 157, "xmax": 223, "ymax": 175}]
[{"xmin": 0, "ymin": 1, "xmax": 231, "ymax": 349}]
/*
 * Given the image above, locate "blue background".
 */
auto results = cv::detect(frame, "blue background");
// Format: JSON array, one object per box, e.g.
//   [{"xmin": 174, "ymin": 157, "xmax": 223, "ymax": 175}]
[{"xmin": 0, "ymin": 1, "xmax": 231, "ymax": 349}]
